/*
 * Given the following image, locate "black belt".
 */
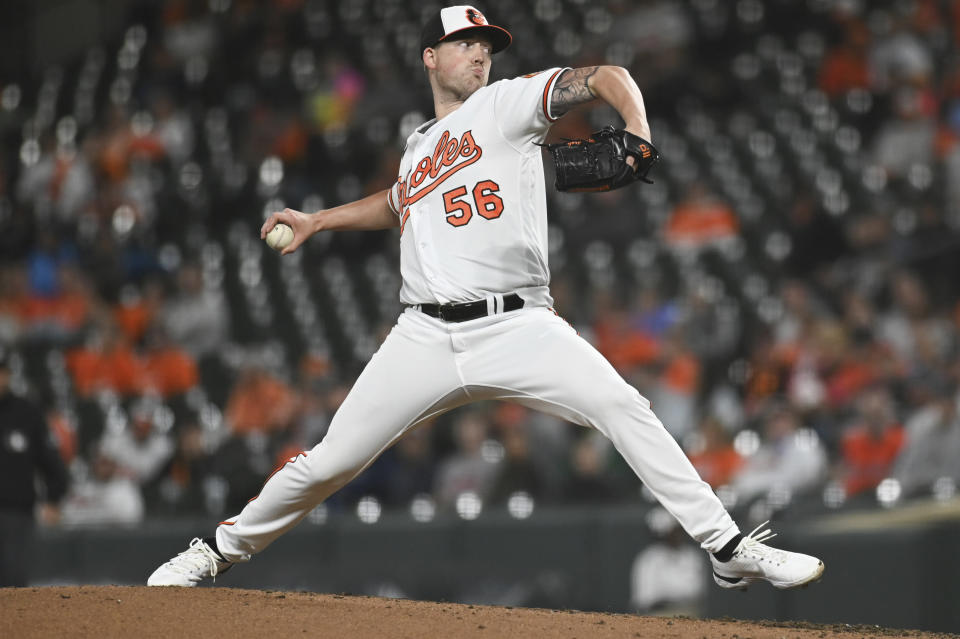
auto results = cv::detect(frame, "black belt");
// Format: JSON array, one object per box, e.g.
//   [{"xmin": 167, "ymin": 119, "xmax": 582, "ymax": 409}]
[{"xmin": 415, "ymin": 293, "xmax": 524, "ymax": 322}]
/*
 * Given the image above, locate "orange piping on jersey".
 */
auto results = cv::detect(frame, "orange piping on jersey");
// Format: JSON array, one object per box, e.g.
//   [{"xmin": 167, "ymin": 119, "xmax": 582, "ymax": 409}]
[
  {"xmin": 542, "ymin": 68, "xmax": 565, "ymax": 123},
  {"xmin": 244, "ymin": 451, "xmax": 308, "ymax": 504},
  {"xmin": 549, "ymin": 307, "xmax": 580, "ymax": 335}
]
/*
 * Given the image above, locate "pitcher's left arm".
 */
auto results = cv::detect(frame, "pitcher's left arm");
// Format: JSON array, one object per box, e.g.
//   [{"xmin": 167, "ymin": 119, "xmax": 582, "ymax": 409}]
[{"xmin": 551, "ymin": 66, "xmax": 651, "ymax": 142}]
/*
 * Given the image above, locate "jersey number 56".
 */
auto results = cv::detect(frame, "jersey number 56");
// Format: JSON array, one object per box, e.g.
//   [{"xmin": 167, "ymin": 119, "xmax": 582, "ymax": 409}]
[{"xmin": 442, "ymin": 180, "xmax": 503, "ymax": 227}]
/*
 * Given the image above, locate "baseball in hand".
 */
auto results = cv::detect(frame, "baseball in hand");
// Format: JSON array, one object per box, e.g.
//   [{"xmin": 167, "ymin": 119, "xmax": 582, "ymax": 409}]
[{"xmin": 265, "ymin": 223, "xmax": 294, "ymax": 251}]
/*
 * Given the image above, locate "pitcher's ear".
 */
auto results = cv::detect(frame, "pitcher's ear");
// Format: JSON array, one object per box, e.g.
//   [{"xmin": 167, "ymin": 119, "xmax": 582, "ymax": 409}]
[{"xmin": 423, "ymin": 47, "xmax": 437, "ymax": 70}]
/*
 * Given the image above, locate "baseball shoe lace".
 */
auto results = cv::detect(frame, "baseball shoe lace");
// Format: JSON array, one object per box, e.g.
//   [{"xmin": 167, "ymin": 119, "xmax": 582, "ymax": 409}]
[{"xmin": 737, "ymin": 521, "xmax": 787, "ymax": 565}]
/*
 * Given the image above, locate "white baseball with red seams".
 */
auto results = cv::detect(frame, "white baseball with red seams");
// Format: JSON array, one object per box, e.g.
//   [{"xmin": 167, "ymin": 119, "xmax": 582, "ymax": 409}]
[
  {"xmin": 212, "ymin": 63, "xmax": 741, "ymax": 563},
  {"xmin": 265, "ymin": 223, "xmax": 294, "ymax": 250}
]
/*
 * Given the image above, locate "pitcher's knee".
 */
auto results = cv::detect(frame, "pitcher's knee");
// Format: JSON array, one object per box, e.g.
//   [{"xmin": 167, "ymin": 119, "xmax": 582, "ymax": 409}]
[
  {"xmin": 305, "ymin": 454, "xmax": 364, "ymax": 492},
  {"xmin": 589, "ymin": 384, "xmax": 649, "ymax": 421}
]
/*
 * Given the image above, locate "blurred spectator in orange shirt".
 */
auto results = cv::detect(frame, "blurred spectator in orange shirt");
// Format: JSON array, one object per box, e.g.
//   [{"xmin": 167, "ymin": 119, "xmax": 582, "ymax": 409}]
[
  {"xmin": 99, "ymin": 105, "xmax": 165, "ymax": 184},
  {"xmin": 66, "ymin": 320, "xmax": 144, "ymax": 397},
  {"xmin": 141, "ymin": 326, "xmax": 199, "ymax": 398},
  {"xmin": 785, "ymin": 319, "xmax": 894, "ymax": 414},
  {"xmin": 664, "ymin": 182, "xmax": 738, "ymax": 251},
  {"xmin": 743, "ymin": 334, "xmax": 791, "ymax": 416},
  {"xmin": 818, "ymin": 20, "xmax": 871, "ymax": 97},
  {"xmin": 687, "ymin": 416, "xmax": 743, "ymax": 489},
  {"xmin": 661, "ymin": 347, "xmax": 699, "ymax": 397},
  {"xmin": 807, "ymin": 322, "xmax": 883, "ymax": 410},
  {"xmin": 225, "ymin": 365, "xmax": 299, "ymax": 435},
  {"xmin": 839, "ymin": 386, "xmax": 905, "ymax": 496},
  {"xmin": 592, "ymin": 294, "xmax": 660, "ymax": 374},
  {"xmin": 113, "ymin": 279, "xmax": 165, "ymax": 345}
]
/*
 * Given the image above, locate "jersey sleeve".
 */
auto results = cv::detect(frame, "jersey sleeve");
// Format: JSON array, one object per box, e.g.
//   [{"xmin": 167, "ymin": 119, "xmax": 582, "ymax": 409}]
[
  {"xmin": 493, "ymin": 67, "xmax": 569, "ymax": 148},
  {"xmin": 387, "ymin": 177, "xmax": 403, "ymax": 216}
]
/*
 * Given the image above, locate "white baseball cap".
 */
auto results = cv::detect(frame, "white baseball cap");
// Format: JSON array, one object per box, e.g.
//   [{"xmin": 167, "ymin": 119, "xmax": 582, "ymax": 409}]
[{"xmin": 420, "ymin": 5, "xmax": 512, "ymax": 54}]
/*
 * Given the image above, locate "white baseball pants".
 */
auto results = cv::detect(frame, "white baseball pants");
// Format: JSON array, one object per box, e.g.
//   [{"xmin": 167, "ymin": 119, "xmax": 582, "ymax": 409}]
[{"xmin": 216, "ymin": 307, "xmax": 740, "ymax": 561}]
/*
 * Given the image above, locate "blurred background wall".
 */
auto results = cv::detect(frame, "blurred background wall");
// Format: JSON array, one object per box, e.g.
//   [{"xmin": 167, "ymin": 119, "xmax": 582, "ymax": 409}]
[
  {"xmin": 0, "ymin": 0, "xmax": 129, "ymax": 79},
  {"xmin": 1, "ymin": 0, "xmax": 959, "ymax": 633}
]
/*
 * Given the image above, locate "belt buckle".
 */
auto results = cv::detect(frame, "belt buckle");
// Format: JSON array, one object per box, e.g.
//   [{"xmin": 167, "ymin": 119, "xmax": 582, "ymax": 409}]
[{"xmin": 437, "ymin": 304, "xmax": 452, "ymax": 322}]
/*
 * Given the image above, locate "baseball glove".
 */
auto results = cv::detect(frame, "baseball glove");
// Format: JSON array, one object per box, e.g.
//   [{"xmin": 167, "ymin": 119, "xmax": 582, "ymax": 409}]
[{"xmin": 544, "ymin": 126, "xmax": 660, "ymax": 192}]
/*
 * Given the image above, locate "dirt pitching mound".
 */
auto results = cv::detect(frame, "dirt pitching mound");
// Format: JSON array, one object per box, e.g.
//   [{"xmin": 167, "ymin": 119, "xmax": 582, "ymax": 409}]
[{"xmin": 1, "ymin": 586, "xmax": 956, "ymax": 639}]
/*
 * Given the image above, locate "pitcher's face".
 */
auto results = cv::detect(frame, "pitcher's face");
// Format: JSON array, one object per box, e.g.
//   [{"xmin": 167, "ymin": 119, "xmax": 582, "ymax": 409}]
[{"xmin": 427, "ymin": 36, "xmax": 493, "ymax": 101}]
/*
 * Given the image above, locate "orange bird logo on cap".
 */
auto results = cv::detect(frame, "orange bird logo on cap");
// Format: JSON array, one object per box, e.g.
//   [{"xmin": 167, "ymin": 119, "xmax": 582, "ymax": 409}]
[{"xmin": 466, "ymin": 8, "xmax": 487, "ymax": 25}]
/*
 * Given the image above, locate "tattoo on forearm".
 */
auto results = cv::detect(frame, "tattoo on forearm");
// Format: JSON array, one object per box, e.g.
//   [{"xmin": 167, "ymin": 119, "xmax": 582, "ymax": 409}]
[{"xmin": 550, "ymin": 67, "xmax": 599, "ymax": 117}]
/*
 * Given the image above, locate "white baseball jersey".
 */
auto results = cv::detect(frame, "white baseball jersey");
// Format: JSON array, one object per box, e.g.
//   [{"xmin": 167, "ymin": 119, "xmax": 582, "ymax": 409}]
[{"xmin": 387, "ymin": 67, "xmax": 569, "ymax": 307}]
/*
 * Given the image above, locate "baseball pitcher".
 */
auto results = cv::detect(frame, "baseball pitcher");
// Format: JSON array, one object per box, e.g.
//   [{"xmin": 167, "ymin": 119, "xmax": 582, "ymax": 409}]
[{"xmin": 149, "ymin": 5, "xmax": 824, "ymax": 592}]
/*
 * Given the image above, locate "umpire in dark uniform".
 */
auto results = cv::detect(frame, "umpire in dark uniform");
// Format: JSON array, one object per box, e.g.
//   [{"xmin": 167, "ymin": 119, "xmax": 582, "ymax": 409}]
[{"xmin": 0, "ymin": 346, "xmax": 68, "ymax": 586}]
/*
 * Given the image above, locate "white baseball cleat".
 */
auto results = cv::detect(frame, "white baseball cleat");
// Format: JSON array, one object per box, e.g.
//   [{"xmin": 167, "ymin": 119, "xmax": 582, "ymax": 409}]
[
  {"xmin": 147, "ymin": 537, "xmax": 232, "ymax": 587},
  {"xmin": 711, "ymin": 522, "xmax": 824, "ymax": 590}
]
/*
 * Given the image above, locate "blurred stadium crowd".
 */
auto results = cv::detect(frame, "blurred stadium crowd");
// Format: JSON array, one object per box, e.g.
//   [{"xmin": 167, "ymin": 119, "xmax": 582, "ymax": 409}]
[{"xmin": 1, "ymin": 0, "xmax": 960, "ymax": 533}]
